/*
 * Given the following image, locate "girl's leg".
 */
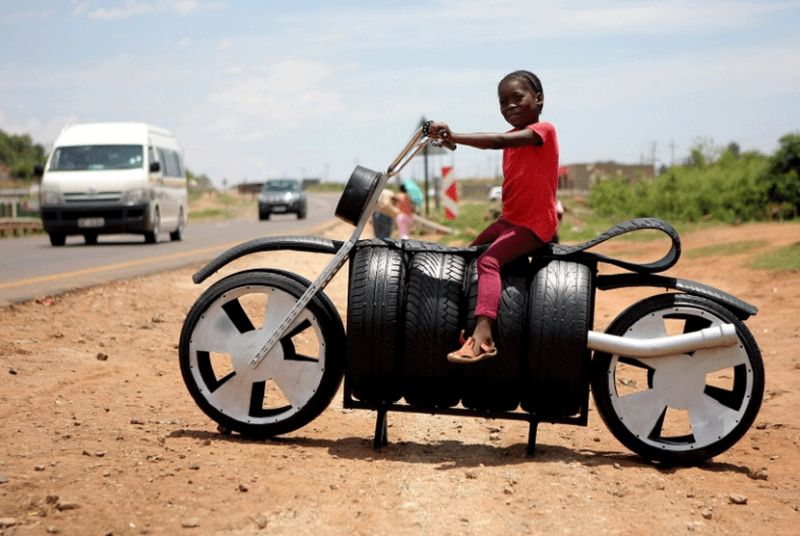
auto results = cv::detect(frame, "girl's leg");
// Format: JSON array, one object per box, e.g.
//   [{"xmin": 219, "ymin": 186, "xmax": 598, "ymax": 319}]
[
  {"xmin": 470, "ymin": 219, "xmax": 507, "ymax": 247},
  {"xmin": 396, "ymin": 213, "xmax": 411, "ymax": 239},
  {"xmin": 472, "ymin": 224, "xmax": 544, "ymax": 352}
]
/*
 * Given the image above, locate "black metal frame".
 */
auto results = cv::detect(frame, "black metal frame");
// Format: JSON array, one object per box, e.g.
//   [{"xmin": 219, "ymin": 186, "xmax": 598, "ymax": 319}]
[{"xmin": 342, "ymin": 387, "xmax": 588, "ymax": 455}]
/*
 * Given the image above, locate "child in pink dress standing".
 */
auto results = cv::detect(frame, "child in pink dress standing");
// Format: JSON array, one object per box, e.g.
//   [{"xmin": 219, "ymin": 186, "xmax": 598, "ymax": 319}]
[
  {"xmin": 428, "ymin": 70, "xmax": 559, "ymax": 363},
  {"xmin": 394, "ymin": 184, "xmax": 415, "ymax": 239}
]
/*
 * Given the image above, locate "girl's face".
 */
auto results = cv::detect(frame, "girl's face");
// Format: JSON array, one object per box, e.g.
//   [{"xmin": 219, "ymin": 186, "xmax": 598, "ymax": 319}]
[{"xmin": 498, "ymin": 79, "xmax": 542, "ymax": 128}]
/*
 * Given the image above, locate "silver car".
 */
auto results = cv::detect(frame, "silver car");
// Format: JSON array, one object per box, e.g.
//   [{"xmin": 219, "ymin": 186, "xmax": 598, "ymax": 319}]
[{"xmin": 258, "ymin": 179, "xmax": 307, "ymax": 220}]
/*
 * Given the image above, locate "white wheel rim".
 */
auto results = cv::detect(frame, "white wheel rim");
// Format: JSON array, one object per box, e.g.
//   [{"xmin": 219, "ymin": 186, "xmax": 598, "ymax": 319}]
[
  {"xmin": 188, "ymin": 284, "xmax": 327, "ymax": 424},
  {"xmin": 607, "ymin": 305, "xmax": 753, "ymax": 452}
]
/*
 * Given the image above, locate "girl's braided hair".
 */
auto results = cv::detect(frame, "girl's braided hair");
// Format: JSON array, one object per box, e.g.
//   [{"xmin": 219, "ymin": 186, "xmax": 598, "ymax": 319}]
[{"xmin": 499, "ymin": 70, "xmax": 544, "ymax": 113}]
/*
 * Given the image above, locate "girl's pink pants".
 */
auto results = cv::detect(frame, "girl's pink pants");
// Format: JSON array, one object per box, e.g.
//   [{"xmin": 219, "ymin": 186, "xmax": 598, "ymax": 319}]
[{"xmin": 472, "ymin": 219, "xmax": 544, "ymax": 319}]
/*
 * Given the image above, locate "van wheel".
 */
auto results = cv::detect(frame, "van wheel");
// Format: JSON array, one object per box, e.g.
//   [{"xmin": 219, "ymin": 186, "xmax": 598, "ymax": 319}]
[
  {"xmin": 84, "ymin": 233, "xmax": 98, "ymax": 245},
  {"xmin": 170, "ymin": 208, "xmax": 186, "ymax": 241},
  {"xmin": 49, "ymin": 233, "xmax": 66, "ymax": 247},
  {"xmin": 145, "ymin": 208, "xmax": 160, "ymax": 244}
]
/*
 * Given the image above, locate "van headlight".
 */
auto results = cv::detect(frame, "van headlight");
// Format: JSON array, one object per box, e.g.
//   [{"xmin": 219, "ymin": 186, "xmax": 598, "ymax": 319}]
[
  {"xmin": 122, "ymin": 189, "xmax": 153, "ymax": 203},
  {"xmin": 40, "ymin": 190, "xmax": 62, "ymax": 205}
]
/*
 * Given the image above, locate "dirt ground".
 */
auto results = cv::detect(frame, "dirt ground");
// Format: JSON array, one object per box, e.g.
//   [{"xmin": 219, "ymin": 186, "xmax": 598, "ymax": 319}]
[{"xmin": 1, "ymin": 219, "xmax": 799, "ymax": 536}]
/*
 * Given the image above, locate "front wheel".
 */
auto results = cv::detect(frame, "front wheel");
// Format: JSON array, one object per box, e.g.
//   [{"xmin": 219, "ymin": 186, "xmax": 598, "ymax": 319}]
[
  {"xmin": 591, "ymin": 293, "xmax": 764, "ymax": 465},
  {"xmin": 179, "ymin": 270, "xmax": 345, "ymax": 437},
  {"xmin": 145, "ymin": 208, "xmax": 160, "ymax": 244},
  {"xmin": 170, "ymin": 207, "xmax": 186, "ymax": 241},
  {"xmin": 49, "ymin": 232, "xmax": 66, "ymax": 246}
]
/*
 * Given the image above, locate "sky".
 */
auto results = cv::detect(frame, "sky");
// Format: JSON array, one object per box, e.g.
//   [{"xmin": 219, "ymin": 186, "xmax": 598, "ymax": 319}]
[{"xmin": 1, "ymin": 0, "xmax": 799, "ymax": 187}]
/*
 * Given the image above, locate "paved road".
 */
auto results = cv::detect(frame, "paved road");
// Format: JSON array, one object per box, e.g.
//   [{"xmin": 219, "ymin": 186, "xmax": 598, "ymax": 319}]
[{"xmin": 0, "ymin": 193, "xmax": 340, "ymax": 306}]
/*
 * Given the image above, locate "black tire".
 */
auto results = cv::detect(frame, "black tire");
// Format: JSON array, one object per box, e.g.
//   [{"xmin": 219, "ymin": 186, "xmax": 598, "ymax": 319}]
[
  {"xmin": 522, "ymin": 260, "xmax": 594, "ymax": 416},
  {"xmin": 170, "ymin": 207, "xmax": 185, "ymax": 241},
  {"xmin": 84, "ymin": 233, "xmax": 98, "ymax": 245},
  {"xmin": 145, "ymin": 208, "xmax": 160, "ymax": 244},
  {"xmin": 49, "ymin": 232, "xmax": 66, "ymax": 247},
  {"xmin": 402, "ymin": 252, "xmax": 465, "ymax": 408},
  {"xmin": 461, "ymin": 257, "xmax": 528, "ymax": 411},
  {"xmin": 591, "ymin": 293, "xmax": 764, "ymax": 465},
  {"xmin": 335, "ymin": 166, "xmax": 381, "ymax": 226},
  {"xmin": 179, "ymin": 270, "xmax": 346, "ymax": 438},
  {"xmin": 346, "ymin": 246, "xmax": 406, "ymax": 404},
  {"xmin": 297, "ymin": 206, "xmax": 307, "ymax": 219},
  {"xmin": 259, "ymin": 210, "xmax": 270, "ymax": 221}
]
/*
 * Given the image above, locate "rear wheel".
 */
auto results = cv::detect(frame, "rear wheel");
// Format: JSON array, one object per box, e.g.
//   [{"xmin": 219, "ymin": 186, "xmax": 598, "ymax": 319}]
[
  {"xmin": 591, "ymin": 293, "xmax": 764, "ymax": 464},
  {"xmin": 179, "ymin": 270, "xmax": 345, "ymax": 437},
  {"xmin": 145, "ymin": 208, "xmax": 160, "ymax": 244},
  {"xmin": 49, "ymin": 232, "xmax": 66, "ymax": 247}
]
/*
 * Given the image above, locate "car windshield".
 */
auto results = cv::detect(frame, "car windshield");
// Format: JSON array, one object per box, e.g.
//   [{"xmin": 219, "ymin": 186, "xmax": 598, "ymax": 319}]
[
  {"xmin": 49, "ymin": 145, "xmax": 144, "ymax": 171},
  {"xmin": 263, "ymin": 180, "xmax": 300, "ymax": 192}
]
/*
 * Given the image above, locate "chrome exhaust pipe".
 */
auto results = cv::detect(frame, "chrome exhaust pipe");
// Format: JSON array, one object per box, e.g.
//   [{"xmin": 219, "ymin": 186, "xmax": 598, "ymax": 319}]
[{"xmin": 586, "ymin": 323, "xmax": 738, "ymax": 358}]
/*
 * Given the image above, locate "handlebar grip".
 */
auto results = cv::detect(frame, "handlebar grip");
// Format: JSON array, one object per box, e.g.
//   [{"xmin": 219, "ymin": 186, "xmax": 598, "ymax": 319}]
[
  {"xmin": 439, "ymin": 130, "xmax": 456, "ymax": 151},
  {"xmin": 441, "ymin": 139, "xmax": 457, "ymax": 151}
]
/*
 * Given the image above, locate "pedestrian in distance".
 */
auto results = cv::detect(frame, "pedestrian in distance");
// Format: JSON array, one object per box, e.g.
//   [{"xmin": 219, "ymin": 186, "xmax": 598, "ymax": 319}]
[
  {"xmin": 394, "ymin": 184, "xmax": 415, "ymax": 240},
  {"xmin": 372, "ymin": 189, "xmax": 397, "ymax": 239},
  {"xmin": 427, "ymin": 70, "xmax": 560, "ymax": 364}
]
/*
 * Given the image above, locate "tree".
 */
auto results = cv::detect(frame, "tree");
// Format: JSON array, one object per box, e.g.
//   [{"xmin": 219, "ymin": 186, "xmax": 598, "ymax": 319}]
[
  {"xmin": 686, "ymin": 137, "xmax": 720, "ymax": 167},
  {"xmin": 0, "ymin": 129, "xmax": 47, "ymax": 182},
  {"xmin": 764, "ymin": 132, "xmax": 800, "ymax": 217}
]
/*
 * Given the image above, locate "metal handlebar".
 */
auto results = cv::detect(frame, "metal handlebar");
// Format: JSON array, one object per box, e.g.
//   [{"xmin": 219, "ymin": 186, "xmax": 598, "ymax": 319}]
[
  {"xmin": 249, "ymin": 123, "xmax": 453, "ymax": 369},
  {"xmin": 387, "ymin": 124, "xmax": 455, "ymax": 177}
]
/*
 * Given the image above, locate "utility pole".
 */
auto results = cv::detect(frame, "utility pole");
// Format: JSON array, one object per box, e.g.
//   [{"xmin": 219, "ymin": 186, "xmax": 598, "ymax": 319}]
[{"xmin": 419, "ymin": 116, "xmax": 430, "ymax": 217}]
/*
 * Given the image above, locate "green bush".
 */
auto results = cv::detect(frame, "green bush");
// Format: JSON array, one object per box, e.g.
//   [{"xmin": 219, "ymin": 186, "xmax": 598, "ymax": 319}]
[{"xmin": 589, "ymin": 143, "xmax": 774, "ymax": 223}]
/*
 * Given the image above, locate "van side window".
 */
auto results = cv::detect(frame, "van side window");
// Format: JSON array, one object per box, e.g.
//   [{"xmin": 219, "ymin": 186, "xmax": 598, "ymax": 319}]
[
  {"xmin": 171, "ymin": 151, "xmax": 184, "ymax": 177},
  {"xmin": 157, "ymin": 148, "xmax": 175, "ymax": 177},
  {"xmin": 148, "ymin": 146, "xmax": 159, "ymax": 172}
]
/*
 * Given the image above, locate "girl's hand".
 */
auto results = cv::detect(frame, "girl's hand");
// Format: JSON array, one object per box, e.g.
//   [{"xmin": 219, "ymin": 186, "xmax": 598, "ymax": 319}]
[{"xmin": 426, "ymin": 121, "xmax": 452, "ymax": 140}]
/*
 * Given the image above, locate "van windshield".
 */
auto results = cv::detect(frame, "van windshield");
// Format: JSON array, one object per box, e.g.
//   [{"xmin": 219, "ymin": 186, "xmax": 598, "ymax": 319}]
[
  {"xmin": 49, "ymin": 145, "xmax": 144, "ymax": 171},
  {"xmin": 263, "ymin": 180, "xmax": 300, "ymax": 192}
]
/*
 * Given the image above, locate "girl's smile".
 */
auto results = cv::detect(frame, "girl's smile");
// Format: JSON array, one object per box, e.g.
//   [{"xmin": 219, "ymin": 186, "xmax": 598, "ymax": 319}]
[{"xmin": 499, "ymin": 79, "xmax": 542, "ymax": 128}]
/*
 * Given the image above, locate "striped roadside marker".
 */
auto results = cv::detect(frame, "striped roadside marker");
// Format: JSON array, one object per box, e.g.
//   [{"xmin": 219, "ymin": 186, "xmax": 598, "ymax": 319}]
[{"xmin": 442, "ymin": 165, "xmax": 458, "ymax": 220}]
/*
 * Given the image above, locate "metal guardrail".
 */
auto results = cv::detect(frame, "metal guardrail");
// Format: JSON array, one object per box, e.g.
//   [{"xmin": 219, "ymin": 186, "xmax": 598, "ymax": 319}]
[
  {"xmin": 0, "ymin": 217, "xmax": 42, "ymax": 237},
  {"xmin": 1, "ymin": 189, "xmax": 40, "ymax": 237}
]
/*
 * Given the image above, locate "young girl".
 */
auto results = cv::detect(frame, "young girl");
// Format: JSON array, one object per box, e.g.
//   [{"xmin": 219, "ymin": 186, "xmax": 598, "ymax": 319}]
[{"xmin": 428, "ymin": 70, "xmax": 559, "ymax": 364}]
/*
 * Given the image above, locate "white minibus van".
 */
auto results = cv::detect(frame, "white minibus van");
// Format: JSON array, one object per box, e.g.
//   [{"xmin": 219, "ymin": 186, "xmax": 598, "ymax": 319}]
[{"xmin": 38, "ymin": 122, "xmax": 188, "ymax": 246}]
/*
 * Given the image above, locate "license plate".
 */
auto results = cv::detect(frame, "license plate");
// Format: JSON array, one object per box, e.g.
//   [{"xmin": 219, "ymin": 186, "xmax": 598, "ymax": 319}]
[
  {"xmin": 78, "ymin": 217, "xmax": 105, "ymax": 228},
  {"xmin": 272, "ymin": 206, "xmax": 287, "ymax": 213}
]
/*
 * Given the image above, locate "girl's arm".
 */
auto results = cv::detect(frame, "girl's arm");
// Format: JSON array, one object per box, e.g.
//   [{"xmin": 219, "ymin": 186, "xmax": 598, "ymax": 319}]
[{"xmin": 428, "ymin": 122, "xmax": 542, "ymax": 149}]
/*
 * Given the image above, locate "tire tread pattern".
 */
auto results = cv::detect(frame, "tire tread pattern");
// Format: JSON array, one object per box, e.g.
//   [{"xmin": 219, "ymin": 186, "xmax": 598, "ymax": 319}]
[
  {"xmin": 402, "ymin": 252, "xmax": 465, "ymax": 408},
  {"xmin": 522, "ymin": 260, "xmax": 593, "ymax": 416},
  {"xmin": 346, "ymin": 246, "xmax": 406, "ymax": 403}
]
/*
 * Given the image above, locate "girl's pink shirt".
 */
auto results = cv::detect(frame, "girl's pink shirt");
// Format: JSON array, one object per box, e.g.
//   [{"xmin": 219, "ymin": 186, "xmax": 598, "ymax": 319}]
[{"xmin": 501, "ymin": 121, "xmax": 559, "ymax": 242}]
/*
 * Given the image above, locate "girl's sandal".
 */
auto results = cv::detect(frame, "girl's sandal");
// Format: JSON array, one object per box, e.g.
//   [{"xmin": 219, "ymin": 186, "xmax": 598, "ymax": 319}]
[{"xmin": 447, "ymin": 336, "xmax": 498, "ymax": 364}]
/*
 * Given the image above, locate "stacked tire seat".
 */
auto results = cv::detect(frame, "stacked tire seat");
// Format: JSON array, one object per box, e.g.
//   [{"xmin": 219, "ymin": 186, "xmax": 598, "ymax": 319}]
[{"xmin": 345, "ymin": 239, "xmax": 594, "ymax": 417}]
